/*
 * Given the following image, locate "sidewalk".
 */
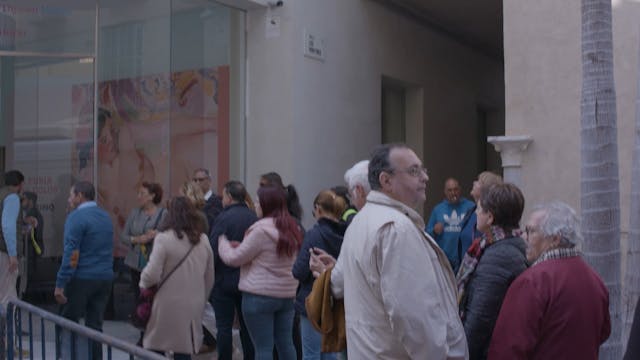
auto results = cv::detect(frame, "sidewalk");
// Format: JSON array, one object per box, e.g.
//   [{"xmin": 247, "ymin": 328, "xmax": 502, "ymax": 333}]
[{"xmin": 11, "ymin": 312, "xmax": 240, "ymax": 359}]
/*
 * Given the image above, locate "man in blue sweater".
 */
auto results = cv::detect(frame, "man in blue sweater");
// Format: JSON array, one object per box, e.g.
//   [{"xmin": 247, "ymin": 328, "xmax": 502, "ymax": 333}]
[
  {"xmin": 426, "ymin": 178, "xmax": 474, "ymax": 272},
  {"xmin": 55, "ymin": 181, "xmax": 113, "ymax": 359}
]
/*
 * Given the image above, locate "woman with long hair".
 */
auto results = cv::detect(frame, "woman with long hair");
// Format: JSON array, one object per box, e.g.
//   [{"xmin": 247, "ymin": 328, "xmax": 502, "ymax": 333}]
[
  {"xmin": 180, "ymin": 181, "xmax": 210, "ymax": 234},
  {"xmin": 260, "ymin": 172, "xmax": 304, "ymax": 221},
  {"xmin": 292, "ymin": 190, "xmax": 347, "ymax": 360},
  {"xmin": 456, "ymin": 183, "xmax": 529, "ymax": 360},
  {"xmin": 218, "ymin": 186, "xmax": 303, "ymax": 360},
  {"xmin": 139, "ymin": 196, "xmax": 213, "ymax": 359}
]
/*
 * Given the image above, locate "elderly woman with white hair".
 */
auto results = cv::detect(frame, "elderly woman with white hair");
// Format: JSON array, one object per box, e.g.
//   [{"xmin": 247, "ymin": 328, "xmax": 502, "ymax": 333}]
[{"xmin": 488, "ymin": 201, "xmax": 611, "ymax": 360}]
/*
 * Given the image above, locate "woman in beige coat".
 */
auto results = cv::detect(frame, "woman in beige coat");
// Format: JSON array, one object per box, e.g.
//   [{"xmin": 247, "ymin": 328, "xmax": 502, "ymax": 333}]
[{"xmin": 140, "ymin": 196, "xmax": 214, "ymax": 359}]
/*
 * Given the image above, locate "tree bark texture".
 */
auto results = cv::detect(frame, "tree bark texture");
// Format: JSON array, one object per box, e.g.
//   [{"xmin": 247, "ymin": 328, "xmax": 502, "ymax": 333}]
[
  {"xmin": 581, "ymin": 0, "xmax": 622, "ymax": 359},
  {"xmin": 623, "ymin": 32, "xmax": 640, "ymax": 350}
]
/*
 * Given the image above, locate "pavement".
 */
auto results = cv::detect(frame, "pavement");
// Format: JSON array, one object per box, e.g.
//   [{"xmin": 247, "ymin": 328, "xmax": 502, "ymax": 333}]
[{"xmin": 9, "ymin": 310, "xmax": 243, "ymax": 359}]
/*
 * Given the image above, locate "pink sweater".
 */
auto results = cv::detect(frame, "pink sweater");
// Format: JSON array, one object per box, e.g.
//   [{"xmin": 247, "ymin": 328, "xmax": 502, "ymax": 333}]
[{"xmin": 218, "ymin": 218, "xmax": 298, "ymax": 298}]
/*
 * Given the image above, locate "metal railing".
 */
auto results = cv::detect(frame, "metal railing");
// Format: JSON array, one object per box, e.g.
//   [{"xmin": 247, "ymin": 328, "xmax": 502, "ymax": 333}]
[{"xmin": 2, "ymin": 298, "xmax": 167, "ymax": 360}]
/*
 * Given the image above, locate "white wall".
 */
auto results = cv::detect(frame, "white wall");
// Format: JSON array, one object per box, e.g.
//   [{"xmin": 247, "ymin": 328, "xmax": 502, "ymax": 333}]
[
  {"xmin": 246, "ymin": 0, "xmax": 504, "ymax": 226},
  {"xmin": 504, "ymin": 0, "xmax": 640, "ymax": 230}
]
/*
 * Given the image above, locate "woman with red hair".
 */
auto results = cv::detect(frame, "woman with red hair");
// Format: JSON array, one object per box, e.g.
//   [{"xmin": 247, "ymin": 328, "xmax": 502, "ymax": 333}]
[{"xmin": 218, "ymin": 186, "xmax": 303, "ymax": 360}]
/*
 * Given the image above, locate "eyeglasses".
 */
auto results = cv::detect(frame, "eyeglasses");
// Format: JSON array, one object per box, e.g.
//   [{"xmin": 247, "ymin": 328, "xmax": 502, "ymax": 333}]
[
  {"xmin": 193, "ymin": 177, "xmax": 209, "ymax": 182},
  {"xmin": 525, "ymin": 226, "xmax": 539, "ymax": 237},
  {"xmin": 389, "ymin": 166, "xmax": 429, "ymax": 178}
]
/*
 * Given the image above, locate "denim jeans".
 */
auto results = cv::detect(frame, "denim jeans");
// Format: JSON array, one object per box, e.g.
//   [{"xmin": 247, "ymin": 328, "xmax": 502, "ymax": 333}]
[
  {"xmin": 212, "ymin": 288, "xmax": 254, "ymax": 360},
  {"xmin": 242, "ymin": 292, "xmax": 296, "ymax": 360},
  {"xmin": 300, "ymin": 315, "xmax": 337, "ymax": 360}
]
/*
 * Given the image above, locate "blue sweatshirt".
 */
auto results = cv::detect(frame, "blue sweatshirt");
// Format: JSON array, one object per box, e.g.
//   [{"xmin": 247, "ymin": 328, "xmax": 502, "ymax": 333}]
[
  {"xmin": 426, "ymin": 198, "xmax": 475, "ymax": 270},
  {"xmin": 56, "ymin": 202, "xmax": 114, "ymax": 288},
  {"xmin": 1, "ymin": 194, "xmax": 20, "ymax": 256}
]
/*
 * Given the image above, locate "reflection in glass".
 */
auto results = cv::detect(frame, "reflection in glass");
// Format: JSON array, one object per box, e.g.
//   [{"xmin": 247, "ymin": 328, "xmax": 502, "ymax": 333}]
[
  {"xmin": 0, "ymin": 1, "xmax": 95, "ymax": 54},
  {"xmin": 5, "ymin": 56, "xmax": 94, "ymax": 258}
]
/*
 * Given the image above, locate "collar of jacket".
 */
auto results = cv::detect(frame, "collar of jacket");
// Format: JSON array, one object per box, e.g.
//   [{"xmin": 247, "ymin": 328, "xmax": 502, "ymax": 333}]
[{"xmin": 366, "ymin": 191, "xmax": 426, "ymax": 229}]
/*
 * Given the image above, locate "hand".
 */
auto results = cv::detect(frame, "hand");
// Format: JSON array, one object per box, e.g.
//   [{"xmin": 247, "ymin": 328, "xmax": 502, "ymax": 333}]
[
  {"xmin": 8, "ymin": 256, "xmax": 18, "ymax": 273},
  {"xmin": 54, "ymin": 287, "xmax": 67, "ymax": 304},
  {"xmin": 139, "ymin": 232, "xmax": 153, "ymax": 244},
  {"xmin": 25, "ymin": 216, "xmax": 38, "ymax": 228},
  {"xmin": 229, "ymin": 241, "xmax": 241, "ymax": 248},
  {"xmin": 309, "ymin": 248, "xmax": 336, "ymax": 278},
  {"xmin": 434, "ymin": 222, "xmax": 444, "ymax": 235}
]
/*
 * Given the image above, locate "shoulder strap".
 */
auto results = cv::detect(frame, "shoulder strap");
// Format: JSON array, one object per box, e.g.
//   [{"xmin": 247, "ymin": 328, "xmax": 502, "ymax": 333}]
[
  {"xmin": 156, "ymin": 242, "xmax": 195, "ymax": 290},
  {"xmin": 456, "ymin": 205, "xmax": 477, "ymax": 263},
  {"xmin": 152, "ymin": 208, "xmax": 164, "ymax": 229}
]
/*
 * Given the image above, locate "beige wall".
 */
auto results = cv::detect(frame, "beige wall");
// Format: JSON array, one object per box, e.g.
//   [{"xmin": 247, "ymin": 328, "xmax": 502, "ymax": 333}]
[
  {"xmin": 246, "ymin": 0, "xmax": 504, "ymax": 226},
  {"xmin": 504, "ymin": 0, "xmax": 640, "ymax": 233}
]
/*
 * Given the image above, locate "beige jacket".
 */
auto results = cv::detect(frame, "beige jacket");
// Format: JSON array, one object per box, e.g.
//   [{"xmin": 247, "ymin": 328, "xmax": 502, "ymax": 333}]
[
  {"xmin": 331, "ymin": 191, "xmax": 468, "ymax": 359},
  {"xmin": 140, "ymin": 230, "xmax": 214, "ymax": 354}
]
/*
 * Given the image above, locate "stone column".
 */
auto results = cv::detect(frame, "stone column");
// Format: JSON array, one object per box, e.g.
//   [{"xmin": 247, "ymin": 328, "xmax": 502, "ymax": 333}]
[{"xmin": 487, "ymin": 135, "xmax": 533, "ymax": 187}]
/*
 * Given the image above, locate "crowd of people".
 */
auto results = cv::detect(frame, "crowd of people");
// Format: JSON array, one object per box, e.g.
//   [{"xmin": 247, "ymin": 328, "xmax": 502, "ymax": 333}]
[{"xmin": 1, "ymin": 141, "xmax": 639, "ymax": 359}]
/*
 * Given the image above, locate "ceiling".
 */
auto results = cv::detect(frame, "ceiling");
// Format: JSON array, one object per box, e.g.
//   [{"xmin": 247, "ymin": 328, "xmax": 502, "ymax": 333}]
[{"xmin": 377, "ymin": 0, "xmax": 503, "ymax": 60}]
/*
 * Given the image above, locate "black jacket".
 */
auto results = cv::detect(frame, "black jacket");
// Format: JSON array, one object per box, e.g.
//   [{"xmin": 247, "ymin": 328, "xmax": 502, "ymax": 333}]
[
  {"xmin": 625, "ymin": 297, "xmax": 640, "ymax": 359},
  {"xmin": 292, "ymin": 218, "xmax": 346, "ymax": 315},
  {"xmin": 203, "ymin": 193, "xmax": 224, "ymax": 230},
  {"xmin": 208, "ymin": 203, "xmax": 258, "ymax": 297},
  {"xmin": 461, "ymin": 236, "xmax": 528, "ymax": 360}
]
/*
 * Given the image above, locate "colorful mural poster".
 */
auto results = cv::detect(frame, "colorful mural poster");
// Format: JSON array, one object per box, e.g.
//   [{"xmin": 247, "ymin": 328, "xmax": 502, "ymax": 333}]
[{"xmin": 73, "ymin": 66, "xmax": 229, "ymax": 257}]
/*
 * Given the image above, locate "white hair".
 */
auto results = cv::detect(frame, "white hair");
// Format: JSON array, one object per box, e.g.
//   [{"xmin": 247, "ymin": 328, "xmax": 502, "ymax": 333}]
[
  {"xmin": 533, "ymin": 201, "xmax": 582, "ymax": 248},
  {"xmin": 344, "ymin": 160, "xmax": 370, "ymax": 193}
]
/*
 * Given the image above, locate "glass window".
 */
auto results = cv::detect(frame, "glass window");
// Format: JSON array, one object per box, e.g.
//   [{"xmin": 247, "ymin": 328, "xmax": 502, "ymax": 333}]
[
  {"xmin": 0, "ymin": 1, "xmax": 95, "ymax": 54},
  {"xmin": 2, "ymin": 56, "xmax": 95, "ymax": 257},
  {"xmin": 95, "ymin": 0, "xmax": 245, "ymax": 257}
]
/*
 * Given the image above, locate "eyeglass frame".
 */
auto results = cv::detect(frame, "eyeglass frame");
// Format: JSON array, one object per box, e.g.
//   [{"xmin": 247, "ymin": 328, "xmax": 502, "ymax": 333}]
[
  {"xmin": 387, "ymin": 165, "xmax": 429, "ymax": 178},
  {"xmin": 193, "ymin": 176, "xmax": 210, "ymax": 183}
]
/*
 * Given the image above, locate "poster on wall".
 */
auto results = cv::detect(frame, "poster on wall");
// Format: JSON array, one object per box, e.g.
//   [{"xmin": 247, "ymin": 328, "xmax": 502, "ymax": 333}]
[{"xmin": 73, "ymin": 66, "xmax": 230, "ymax": 257}]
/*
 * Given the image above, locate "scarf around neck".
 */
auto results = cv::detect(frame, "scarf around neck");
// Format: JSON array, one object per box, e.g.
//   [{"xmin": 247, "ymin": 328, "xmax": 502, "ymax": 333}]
[{"xmin": 456, "ymin": 226, "xmax": 521, "ymax": 318}]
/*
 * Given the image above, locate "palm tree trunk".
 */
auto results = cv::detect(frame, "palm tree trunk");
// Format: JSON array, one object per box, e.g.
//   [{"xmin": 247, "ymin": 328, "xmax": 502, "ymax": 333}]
[
  {"xmin": 581, "ymin": 0, "xmax": 622, "ymax": 358},
  {"xmin": 623, "ymin": 34, "xmax": 640, "ymax": 350}
]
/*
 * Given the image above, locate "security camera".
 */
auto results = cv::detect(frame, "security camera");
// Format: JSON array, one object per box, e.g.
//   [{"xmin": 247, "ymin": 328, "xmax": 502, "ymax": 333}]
[{"xmin": 267, "ymin": 1, "xmax": 283, "ymax": 7}]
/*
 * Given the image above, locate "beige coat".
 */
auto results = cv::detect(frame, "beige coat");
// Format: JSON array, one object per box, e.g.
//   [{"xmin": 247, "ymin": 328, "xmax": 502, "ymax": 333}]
[
  {"xmin": 331, "ymin": 191, "xmax": 468, "ymax": 359},
  {"xmin": 140, "ymin": 230, "xmax": 214, "ymax": 354}
]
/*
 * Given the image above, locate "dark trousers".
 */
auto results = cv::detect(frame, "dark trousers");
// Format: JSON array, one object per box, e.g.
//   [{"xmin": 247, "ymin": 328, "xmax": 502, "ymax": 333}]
[
  {"xmin": 212, "ymin": 288, "xmax": 254, "ymax": 360},
  {"xmin": 60, "ymin": 278, "xmax": 113, "ymax": 360}
]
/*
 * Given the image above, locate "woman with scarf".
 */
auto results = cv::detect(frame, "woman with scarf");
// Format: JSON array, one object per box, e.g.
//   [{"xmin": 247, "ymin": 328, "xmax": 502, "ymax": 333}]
[{"xmin": 456, "ymin": 183, "xmax": 529, "ymax": 360}]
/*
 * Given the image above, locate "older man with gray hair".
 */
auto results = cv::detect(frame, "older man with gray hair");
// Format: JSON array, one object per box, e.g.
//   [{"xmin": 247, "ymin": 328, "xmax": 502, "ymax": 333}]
[
  {"xmin": 488, "ymin": 201, "xmax": 611, "ymax": 360},
  {"xmin": 338, "ymin": 160, "xmax": 371, "ymax": 225}
]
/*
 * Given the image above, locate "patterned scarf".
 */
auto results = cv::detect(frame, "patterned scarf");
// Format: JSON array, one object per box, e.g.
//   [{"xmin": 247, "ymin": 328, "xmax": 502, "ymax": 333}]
[
  {"xmin": 456, "ymin": 226, "xmax": 522, "ymax": 318},
  {"xmin": 532, "ymin": 247, "xmax": 580, "ymax": 267}
]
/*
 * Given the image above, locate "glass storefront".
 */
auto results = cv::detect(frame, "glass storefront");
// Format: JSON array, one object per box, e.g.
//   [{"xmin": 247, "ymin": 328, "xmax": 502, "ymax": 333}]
[{"xmin": 0, "ymin": 0, "xmax": 245, "ymax": 287}]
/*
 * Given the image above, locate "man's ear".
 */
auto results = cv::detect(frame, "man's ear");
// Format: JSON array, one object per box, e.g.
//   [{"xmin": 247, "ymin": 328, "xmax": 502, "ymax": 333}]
[
  {"xmin": 379, "ymin": 171, "xmax": 392, "ymax": 190},
  {"xmin": 550, "ymin": 234, "xmax": 562, "ymax": 247}
]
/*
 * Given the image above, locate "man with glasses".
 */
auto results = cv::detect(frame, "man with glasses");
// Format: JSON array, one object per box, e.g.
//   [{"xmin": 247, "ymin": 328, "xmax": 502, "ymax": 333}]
[
  {"xmin": 193, "ymin": 168, "xmax": 223, "ymax": 229},
  {"xmin": 312, "ymin": 143, "xmax": 468, "ymax": 359},
  {"xmin": 488, "ymin": 202, "xmax": 610, "ymax": 360}
]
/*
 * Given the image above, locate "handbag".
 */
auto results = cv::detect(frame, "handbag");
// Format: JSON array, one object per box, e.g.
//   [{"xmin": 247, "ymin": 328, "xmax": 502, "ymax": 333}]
[{"xmin": 131, "ymin": 242, "xmax": 195, "ymax": 329}]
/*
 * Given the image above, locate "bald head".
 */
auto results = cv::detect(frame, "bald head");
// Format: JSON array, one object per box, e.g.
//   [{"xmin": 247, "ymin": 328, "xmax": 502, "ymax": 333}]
[{"xmin": 444, "ymin": 178, "xmax": 461, "ymax": 204}]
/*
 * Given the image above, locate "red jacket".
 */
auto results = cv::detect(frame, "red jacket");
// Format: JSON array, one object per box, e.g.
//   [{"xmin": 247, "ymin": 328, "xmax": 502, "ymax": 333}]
[{"xmin": 488, "ymin": 256, "xmax": 610, "ymax": 360}]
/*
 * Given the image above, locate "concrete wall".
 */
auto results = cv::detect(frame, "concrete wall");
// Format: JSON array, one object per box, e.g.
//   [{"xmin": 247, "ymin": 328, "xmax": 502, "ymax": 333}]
[
  {"xmin": 504, "ymin": 0, "xmax": 640, "ymax": 232},
  {"xmin": 246, "ymin": 0, "xmax": 504, "ymax": 226}
]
